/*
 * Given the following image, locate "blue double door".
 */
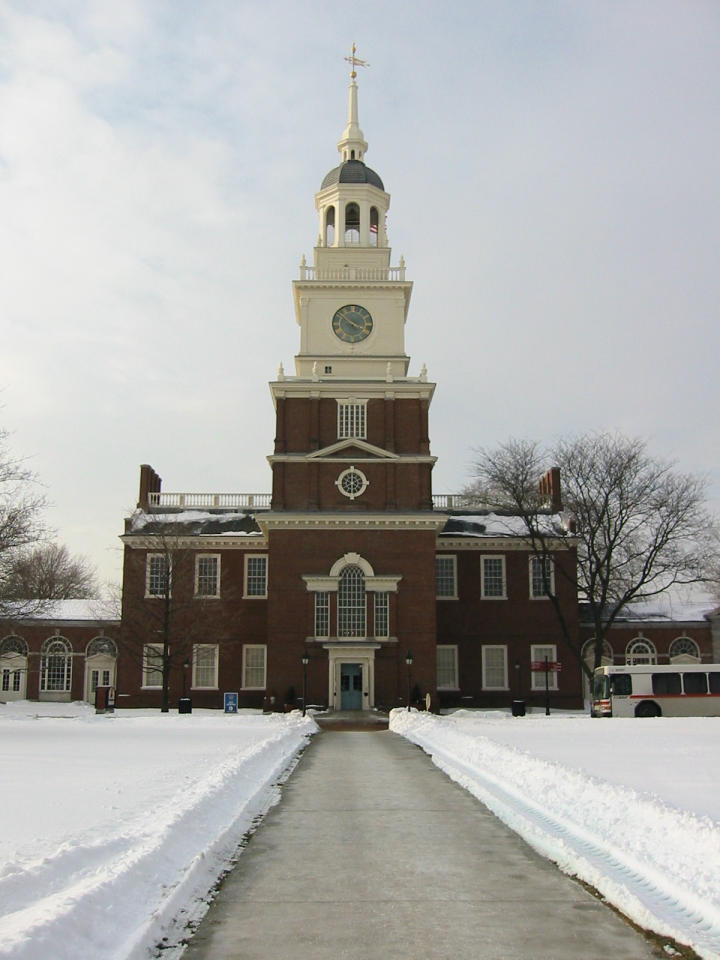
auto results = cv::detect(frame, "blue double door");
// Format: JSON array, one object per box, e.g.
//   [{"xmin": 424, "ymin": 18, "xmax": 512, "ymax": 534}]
[{"xmin": 340, "ymin": 663, "xmax": 363, "ymax": 710}]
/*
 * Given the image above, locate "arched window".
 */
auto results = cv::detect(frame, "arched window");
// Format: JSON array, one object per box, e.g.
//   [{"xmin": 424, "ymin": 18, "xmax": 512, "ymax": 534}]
[
  {"xmin": 325, "ymin": 206, "xmax": 335, "ymax": 246},
  {"xmin": 86, "ymin": 637, "xmax": 118, "ymax": 658},
  {"xmin": 370, "ymin": 206, "xmax": 379, "ymax": 247},
  {"xmin": 338, "ymin": 565, "xmax": 366, "ymax": 637},
  {"xmin": 1, "ymin": 636, "xmax": 28, "ymax": 698},
  {"xmin": 626, "ymin": 637, "xmax": 656, "ymax": 666},
  {"xmin": 669, "ymin": 636, "xmax": 700, "ymax": 663},
  {"xmin": 344, "ymin": 202, "xmax": 360, "ymax": 244},
  {"xmin": 41, "ymin": 637, "xmax": 73, "ymax": 692}
]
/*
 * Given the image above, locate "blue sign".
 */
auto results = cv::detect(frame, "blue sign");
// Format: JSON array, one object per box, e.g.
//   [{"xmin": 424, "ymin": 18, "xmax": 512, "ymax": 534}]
[{"xmin": 224, "ymin": 692, "xmax": 238, "ymax": 714}]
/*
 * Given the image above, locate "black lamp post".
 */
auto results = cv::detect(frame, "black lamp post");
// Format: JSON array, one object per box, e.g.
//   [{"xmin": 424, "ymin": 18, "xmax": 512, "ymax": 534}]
[
  {"xmin": 405, "ymin": 651, "xmax": 413, "ymax": 712},
  {"xmin": 301, "ymin": 652, "xmax": 310, "ymax": 717},
  {"xmin": 182, "ymin": 659, "xmax": 189, "ymax": 698}
]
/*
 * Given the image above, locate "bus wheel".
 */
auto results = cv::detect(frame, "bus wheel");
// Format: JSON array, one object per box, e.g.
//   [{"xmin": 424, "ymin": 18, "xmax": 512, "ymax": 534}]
[{"xmin": 635, "ymin": 701, "xmax": 661, "ymax": 718}]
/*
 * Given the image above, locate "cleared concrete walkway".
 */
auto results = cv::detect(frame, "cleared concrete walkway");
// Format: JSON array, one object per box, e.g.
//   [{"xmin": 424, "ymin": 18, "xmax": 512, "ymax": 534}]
[{"xmin": 183, "ymin": 730, "xmax": 661, "ymax": 960}]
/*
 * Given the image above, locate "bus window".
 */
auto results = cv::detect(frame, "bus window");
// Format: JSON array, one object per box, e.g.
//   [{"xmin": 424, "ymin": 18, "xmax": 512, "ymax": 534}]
[
  {"xmin": 683, "ymin": 672, "xmax": 708, "ymax": 694},
  {"xmin": 709, "ymin": 673, "xmax": 720, "ymax": 694},
  {"xmin": 610, "ymin": 674, "xmax": 632, "ymax": 696},
  {"xmin": 652, "ymin": 673, "xmax": 681, "ymax": 695},
  {"xmin": 592, "ymin": 674, "xmax": 608, "ymax": 699}
]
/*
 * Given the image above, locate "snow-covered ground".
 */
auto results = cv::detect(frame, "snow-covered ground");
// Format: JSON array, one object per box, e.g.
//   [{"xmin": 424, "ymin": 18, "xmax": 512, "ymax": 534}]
[
  {"xmin": 390, "ymin": 708, "xmax": 720, "ymax": 960},
  {"xmin": 0, "ymin": 701, "xmax": 317, "ymax": 960}
]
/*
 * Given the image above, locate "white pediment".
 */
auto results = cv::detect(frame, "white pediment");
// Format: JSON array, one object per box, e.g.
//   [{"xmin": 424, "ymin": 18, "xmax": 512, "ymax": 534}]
[{"xmin": 306, "ymin": 438, "xmax": 399, "ymax": 460}]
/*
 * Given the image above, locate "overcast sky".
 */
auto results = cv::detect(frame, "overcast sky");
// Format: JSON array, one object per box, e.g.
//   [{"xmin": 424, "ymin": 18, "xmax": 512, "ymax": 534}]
[{"xmin": 1, "ymin": 0, "xmax": 718, "ymax": 587}]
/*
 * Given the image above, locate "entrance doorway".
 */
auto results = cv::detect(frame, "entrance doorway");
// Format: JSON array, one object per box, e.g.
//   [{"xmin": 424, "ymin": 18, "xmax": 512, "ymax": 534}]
[{"xmin": 340, "ymin": 663, "xmax": 363, "ymax": 710}]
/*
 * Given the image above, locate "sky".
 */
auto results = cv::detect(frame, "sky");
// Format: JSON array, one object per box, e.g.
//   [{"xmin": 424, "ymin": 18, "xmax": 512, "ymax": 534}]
[{"xmin": 1, "ymin": 0, "xmax": 718, "ymax": 588}]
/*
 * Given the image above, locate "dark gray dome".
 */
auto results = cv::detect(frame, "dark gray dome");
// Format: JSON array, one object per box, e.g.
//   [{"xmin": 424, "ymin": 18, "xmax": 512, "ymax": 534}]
[{"xmin": 321, "ymin": 159, "xmax": 384, "ymax": 191}]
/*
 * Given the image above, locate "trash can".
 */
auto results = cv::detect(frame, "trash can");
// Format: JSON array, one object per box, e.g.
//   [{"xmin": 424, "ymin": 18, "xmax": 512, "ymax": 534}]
[
  {"xmin": 512, "ymin": 699, "xmax": 526, "ymax": 717},
  {"xmin": 178, "ymin": 697, "xmax": 192, "ymax": 714}
]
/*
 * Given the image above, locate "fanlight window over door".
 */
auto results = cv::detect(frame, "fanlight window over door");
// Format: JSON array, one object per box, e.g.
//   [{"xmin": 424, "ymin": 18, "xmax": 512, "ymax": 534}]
[{"xmin": 41, "ymin": 638, "xmax": 73, "ymax": 692}]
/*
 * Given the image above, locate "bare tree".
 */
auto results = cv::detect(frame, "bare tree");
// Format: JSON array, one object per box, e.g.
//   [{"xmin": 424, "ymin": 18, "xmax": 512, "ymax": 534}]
[
  {"xmin": 468, "ymin": 434, "xmax": 718, "ymax": 680},
  {"xmin": 0, "ymin": 428, "xmax": 46, "ymax": 617},
  {"xmin": 120, "ymin": 528, "xmax": 240, "ymax": 712},
  {"xmin": 5, "ymin": 542, "xmax": 98, "ymax": 600}
]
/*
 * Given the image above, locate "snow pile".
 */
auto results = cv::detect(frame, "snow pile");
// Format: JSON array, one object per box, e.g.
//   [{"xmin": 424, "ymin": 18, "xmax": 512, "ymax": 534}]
[
  {"xmin": 0, "ymin": 704, "xmax": 317, "ymax": 960},
  {"xmin": 391, "ymin": 709, "xmax": 720, "ymax": 959}
]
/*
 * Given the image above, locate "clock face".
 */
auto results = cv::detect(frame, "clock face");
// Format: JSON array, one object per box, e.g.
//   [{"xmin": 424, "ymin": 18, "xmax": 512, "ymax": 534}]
[{"xmin": 332, "ymin": 304, "xmax": 373, "ymax": 343}]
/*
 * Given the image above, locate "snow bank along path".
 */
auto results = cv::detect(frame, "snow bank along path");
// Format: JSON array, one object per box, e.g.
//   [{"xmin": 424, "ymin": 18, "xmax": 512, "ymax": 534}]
[
  {"xmin": 390, "ymin": 710, "xmax": 720, "ymax": 960},
  {"xmin": 0, "ymin": 705, "xmax": 317, "ymax": 960}
]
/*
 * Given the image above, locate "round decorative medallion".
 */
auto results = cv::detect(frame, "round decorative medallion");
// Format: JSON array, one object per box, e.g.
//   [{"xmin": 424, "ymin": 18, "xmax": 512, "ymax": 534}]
[
  {"xmin": 335, "ymin": 466, "xmax": 369, "ymax": 500},
  {"xmin": 332, "ymin": 304, "xmax": 373, "ymax": 343}
]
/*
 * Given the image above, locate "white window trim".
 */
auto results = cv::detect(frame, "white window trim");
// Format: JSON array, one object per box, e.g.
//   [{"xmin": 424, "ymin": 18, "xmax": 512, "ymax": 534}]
[
  {"xmin": 437, "ymin": 644, "xmax": 459, "ymax": 690},
  {"xmin": 194, "ymin": 554, "xmax": 221, "ymax": 599},
  {"xmin": 481, "ymin": 555, "xmax": 507, "ymax": 600},
  {"xmin": 242, "ymin": 644, "xmax": 267, "ymax": 690},
  {"xmin": 531, "ymin": 644, "xmax": 559, "ymax": 690},
  {"xmin": 374, "ymin": 592, "xmax": 389, "ymax": 639},
  {"xmin": 482, "ymin": 645, "xmax": 509, "ymax": 690},
  {"xmin": 145, "ymin": 553, "xmax": 171, "ymax": 598},
  {"xmin": 142, "ymin": 643, "xmax": 164, "ymax": 689},
  {"xmin": 192, "ymin": 643, "xmax": 219, "ymax": 689},
  {"xmin": 529, "ymin": 556, "xmax": 555, "ymax": 599},
  {"xmin": 244, "ymin": 554, "xmax": 268, "ymax": 599},
  {"xmin": 435, "ymin": 555, "xmax": 458, "ymax": 600},
  {"xmin": 337, "ymin": 398, "xmax": 368, "ymax": 439},
  {"xmin": 335, "ymin": 465, "xmax": 370, "ymax": 500}
]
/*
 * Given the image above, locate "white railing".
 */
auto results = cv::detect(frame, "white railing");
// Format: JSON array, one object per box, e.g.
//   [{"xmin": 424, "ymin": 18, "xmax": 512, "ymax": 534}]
[
  {"xmin": 148, "ymin": 492, "xmax": 271, "ymax": 510},
  {"xmin": 432, "ymin": 494, "xmax": 485, "ymax": 511},
  {"xmin": 299, "ymin": 264, "xmax": 406, "ymax": 282}
]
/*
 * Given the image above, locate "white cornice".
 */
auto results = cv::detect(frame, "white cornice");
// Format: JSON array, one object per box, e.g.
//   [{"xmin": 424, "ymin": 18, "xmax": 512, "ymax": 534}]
[
  {"xmin": 436, "ymin": 536, "xmax": 577, "ymax": 552},
  {"xmin": 257, "ymin": 512, "xmax": 448, "ymax": 533},
  {"xmin": 267, "ymin": 453, "xmax": 437, "ymax": 465},
  {"xmin": 269, "ymin": 379, "xmax": 435, "ymax": 402},
  {"xmin": 120, "ymin": 534, "xmax": 268, "ymax": 550}
]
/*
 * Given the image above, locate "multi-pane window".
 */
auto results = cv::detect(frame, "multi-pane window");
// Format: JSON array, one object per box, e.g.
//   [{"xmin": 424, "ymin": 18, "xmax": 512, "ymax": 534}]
[
  {"xmin": 146, "ymin": 554, "xmax": 170, "ymax": 597},
  {"xmin": 245, "ymin": 555, "xmax": 268, "ymax": 597},
  {"xmin": 142, "ymin": 644, "xmax": 164, "ymax": 688},
  {"xmin": 195, "ymin": 555, "xmax": 220, "ymax": 597},
  {"xmin": 437, "ymin": 645, "xmax": 459, "ymax": 689},
  {"xmin": 435, "ymin": 555, "xmax": 457, "ymax": 598},
  {"xmin": 314, "ymin": 592, "xmax": 330, "ymax": 637},
  {"xmin": 482, "ymin": 645, "xmax": 508, "ymax": 690},
  {"xmin": 626, "ymin": 638, "xmax": 656, "ymax": 666},
  {"xmin": 2, "ymin": 668, "xmax": 21, "ymax": 692},
  {"xmin": 337, "ymin": 400, "xmax": 367, "ymax": 439},
  {"xmin": 90, "ymin": 669, "xmax": 111, "ymax": 693},
  {"xmin": 374, "ymin": 592, "xmax": 389, "ymax": 638},
  {"xmin": 193, "ymin": 644, "xmax": 219, "ymax": 688},
  {"xmin": 481, "ymin": 557, "xmax": 506, "ymax": 599},
  {"xmin": 242, "ymin": 645, "xmax": 267, "ymax": 689},
  {"xmin": 530, "ymin": 556, "xmax": 554, "ymax": 598},
  {"xmin": 338, "ymin": 565, "xmax": 366, "ymax": 637},
  {"xmin": 531, "ymin": 644, "xmax": 558, "ymax": 690},
  {"xmin": 40, "ymin": 638, "xmax": 72, "ymax": 692}
]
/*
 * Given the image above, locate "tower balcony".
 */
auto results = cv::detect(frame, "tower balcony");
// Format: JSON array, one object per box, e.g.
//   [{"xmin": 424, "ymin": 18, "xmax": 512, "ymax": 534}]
[{"xmin": 299, "ymin": 260, "xmax": 406, "ymax": 283}]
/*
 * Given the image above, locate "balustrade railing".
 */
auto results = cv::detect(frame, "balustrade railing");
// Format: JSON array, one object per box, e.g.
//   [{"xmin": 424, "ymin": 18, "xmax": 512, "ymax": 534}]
[
  {"xmin": 299, "ymin": 264, "xmax": 406, "ymax": 282},
  {"xmin": 147, "ymin": 491, "xmax": 475, "ymax": 512},
  {"xmin": 148, "ymin": 492, "xmax": 271, "ymax": 510},
  {"xmin": 432, "ymin": 494, "xmax": 485, "ymax": 511}
]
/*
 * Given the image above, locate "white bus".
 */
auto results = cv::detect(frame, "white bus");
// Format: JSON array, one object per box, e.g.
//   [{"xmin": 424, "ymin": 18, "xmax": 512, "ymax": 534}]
[{"xmin": 592, "ymin": 663, "xmax": 720, "ymax": 718}]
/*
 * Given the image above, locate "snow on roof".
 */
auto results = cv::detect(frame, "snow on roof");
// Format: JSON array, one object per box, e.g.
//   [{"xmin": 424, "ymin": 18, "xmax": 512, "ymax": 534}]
[
  {"xmin": 128, "ymin": 511, "xmax": 262, "ymax": 537},
  {"xmin": 5, "ymin": 599, "xmax": 119, "ymax": 623},
  {"xmin": 580, "ymin": 594, "xmax": 718, "ymax": 625},
  {"xmin": 441, "ymin": 513, "xmax": 569, "ymax": 538}
]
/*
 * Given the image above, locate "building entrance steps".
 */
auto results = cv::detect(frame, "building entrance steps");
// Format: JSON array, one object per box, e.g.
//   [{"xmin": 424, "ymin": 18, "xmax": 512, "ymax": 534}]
[{"xmin": 181, "ymin": 731, "xmax": 660, "ymax": 960}]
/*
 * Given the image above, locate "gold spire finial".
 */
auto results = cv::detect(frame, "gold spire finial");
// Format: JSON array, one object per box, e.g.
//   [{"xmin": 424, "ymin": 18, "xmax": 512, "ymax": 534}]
[{"xmin": 344, "ymin": 42, "xmax": 369, "ymax": 80}]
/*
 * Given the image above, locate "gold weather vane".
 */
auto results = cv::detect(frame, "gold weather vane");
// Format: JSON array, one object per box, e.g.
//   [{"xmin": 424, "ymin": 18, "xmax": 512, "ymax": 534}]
[{"xmin": 344, "ymin": 43, "xmax": 369, "ymax": 79}]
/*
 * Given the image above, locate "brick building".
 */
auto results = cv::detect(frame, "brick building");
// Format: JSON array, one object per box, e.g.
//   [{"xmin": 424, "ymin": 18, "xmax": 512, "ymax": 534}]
[
  {"xmin": 114, "ymin": 68, "xmax": 584, "ymax": 713},
  {"xmin": 0, "ymin": 600, "xmax": 119, "ymax": 703}
]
